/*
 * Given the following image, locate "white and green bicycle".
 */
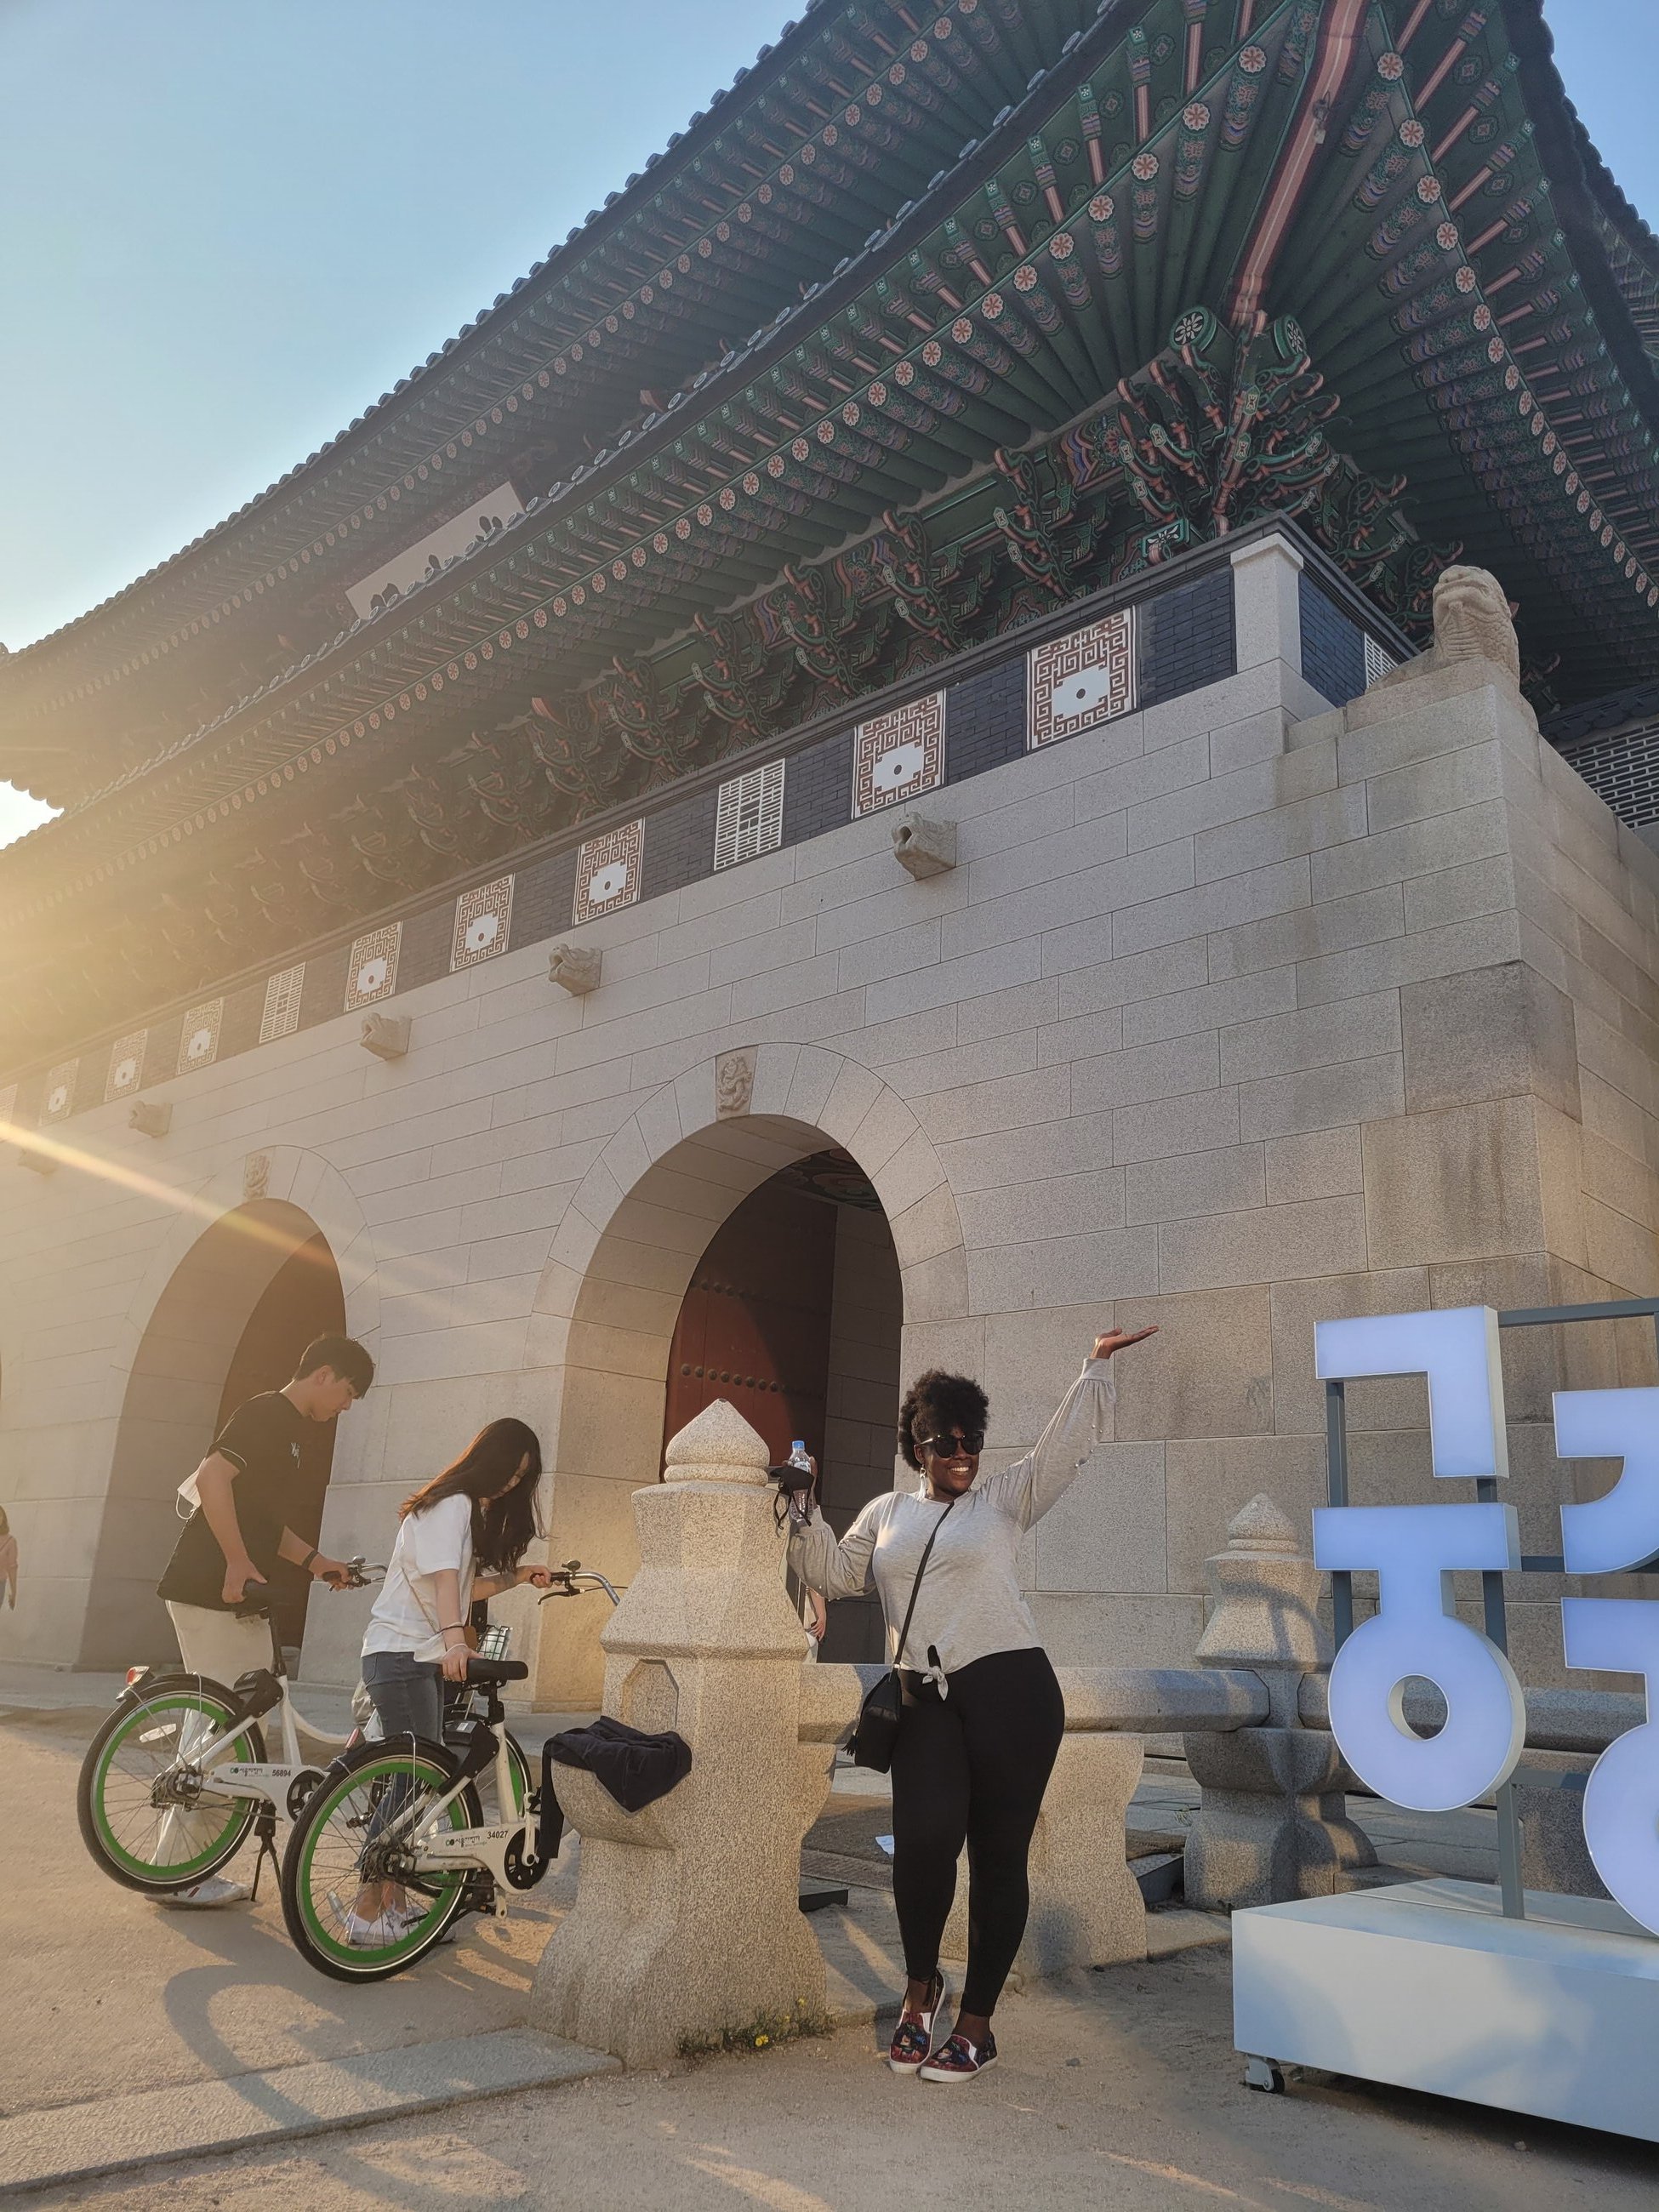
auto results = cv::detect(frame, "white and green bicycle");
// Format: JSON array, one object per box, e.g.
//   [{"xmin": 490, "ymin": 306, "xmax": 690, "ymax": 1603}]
[
  {"xmin": 280, "ymin": 1560, "xmax": 619, "ymax": 1981},
  {"xmin": 76, "ymin": 1565, "xmax": 388, "ymax": 1898}
]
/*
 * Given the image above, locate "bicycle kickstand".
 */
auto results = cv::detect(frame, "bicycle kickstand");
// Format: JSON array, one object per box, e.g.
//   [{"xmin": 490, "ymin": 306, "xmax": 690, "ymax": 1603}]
[{"xmin": 248, "ymin": 1803, "xmax": 281, "ymax": 1906}]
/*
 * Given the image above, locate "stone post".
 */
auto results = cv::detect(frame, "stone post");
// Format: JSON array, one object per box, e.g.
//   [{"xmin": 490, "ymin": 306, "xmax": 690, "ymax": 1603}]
[
  {"xmin": 1182, "ymin": 1495, "xmax": 1376, "ymax": 1908},
  {"xmin": 530, "ymin": 1400, "xmax": 831, "ymax": 2067},
  {"xmin": 943, "ymin": 1674, "xmax": 1148, "ymax": 1977}
]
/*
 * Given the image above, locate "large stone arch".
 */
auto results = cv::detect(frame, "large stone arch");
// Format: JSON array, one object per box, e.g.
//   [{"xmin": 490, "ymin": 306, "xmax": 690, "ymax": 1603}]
[
  {"xmin": 527, "ymin": 1044, "xmax": 968, "ymax": 1704},
  {"xmin": 82, "ymin": 1149, "xmax": 381, "ymax": 1668}
]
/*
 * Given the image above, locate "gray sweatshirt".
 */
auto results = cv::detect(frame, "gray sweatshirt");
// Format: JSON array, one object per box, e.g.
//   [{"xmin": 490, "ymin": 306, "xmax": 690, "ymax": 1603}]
[{"xmin": 787, "ymin": 1359, "xmax": 1116, "ymax": 1682}]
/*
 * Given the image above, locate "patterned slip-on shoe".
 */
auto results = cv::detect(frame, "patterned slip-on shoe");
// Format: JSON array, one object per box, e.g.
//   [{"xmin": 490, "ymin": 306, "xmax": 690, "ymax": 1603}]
[
  {"xmin": 887, "ymin": 1974, "xmax": 944, "ymax": 2075},
  {"xmin": 919, "ymin": 2028, "xmax": 998, "ymax": 2084}
]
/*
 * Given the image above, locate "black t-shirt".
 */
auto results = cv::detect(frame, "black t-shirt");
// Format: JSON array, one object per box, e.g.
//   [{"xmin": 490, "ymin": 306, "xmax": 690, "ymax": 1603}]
[{"xmin": 157, "ymin": 1393, "xmax": 307, "ymax": 1611}]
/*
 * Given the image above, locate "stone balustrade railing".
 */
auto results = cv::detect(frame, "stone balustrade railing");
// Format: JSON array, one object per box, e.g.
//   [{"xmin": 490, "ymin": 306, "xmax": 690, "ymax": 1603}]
[{"xmin": 529, "ymin": 1399, "xmax": 1631, "ymax": 2066}]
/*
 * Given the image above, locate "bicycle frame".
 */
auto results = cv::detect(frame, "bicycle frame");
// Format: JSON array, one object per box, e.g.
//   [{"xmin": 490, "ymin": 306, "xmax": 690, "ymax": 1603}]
[{"xmin": 365, "ymin": 1565, "xmax": 624, "ymax": 1911}]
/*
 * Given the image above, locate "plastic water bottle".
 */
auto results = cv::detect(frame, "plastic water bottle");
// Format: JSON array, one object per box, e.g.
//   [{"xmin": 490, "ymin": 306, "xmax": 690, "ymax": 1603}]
[{"xmin": 789, "ymin": 1440, "xmax": 812, "ymax": 1474}]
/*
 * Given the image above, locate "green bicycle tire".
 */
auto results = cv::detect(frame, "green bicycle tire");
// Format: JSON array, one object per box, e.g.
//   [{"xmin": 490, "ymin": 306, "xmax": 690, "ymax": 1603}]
[
  {"xmin": 280, "ymin": 1737, "xmax": 480, "ymax": 1983},
  {"xmin": 77, "ymin": 1680, "xmax": 264, "ymax": 1894}
]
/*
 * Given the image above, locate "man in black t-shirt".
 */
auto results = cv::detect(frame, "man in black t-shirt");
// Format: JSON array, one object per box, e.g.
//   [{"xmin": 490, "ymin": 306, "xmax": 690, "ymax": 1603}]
[{"xmin": 156, "ymin": 1332, "xmax": 374, "ymax": 1907}]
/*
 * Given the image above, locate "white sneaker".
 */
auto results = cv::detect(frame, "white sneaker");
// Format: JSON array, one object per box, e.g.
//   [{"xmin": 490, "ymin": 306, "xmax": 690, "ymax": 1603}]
[
  {"xmin": 160, "ymin": 1876, "xmax": 252, "ymax": 1909},
  {"xmin": 345, "ymin": 1904, "xmax": 423, "ymax": 1947}
]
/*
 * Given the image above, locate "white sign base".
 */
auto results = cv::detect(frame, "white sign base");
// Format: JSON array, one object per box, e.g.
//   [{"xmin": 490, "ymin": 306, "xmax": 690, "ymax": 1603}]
[{"xmin": 1234, "ymin": 1879, "xmax": 1659, "ymax": 2144}]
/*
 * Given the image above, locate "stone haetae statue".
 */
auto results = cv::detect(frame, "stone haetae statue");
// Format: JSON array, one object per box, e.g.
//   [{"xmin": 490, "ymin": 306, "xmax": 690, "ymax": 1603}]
[
  {"xmin": 1367, "ymin": 560, "xmax": 1524, "ymax": 702},
  {"xmin": 1431, "ymin": 563, "xmax": 1521, "ymax": 684}
]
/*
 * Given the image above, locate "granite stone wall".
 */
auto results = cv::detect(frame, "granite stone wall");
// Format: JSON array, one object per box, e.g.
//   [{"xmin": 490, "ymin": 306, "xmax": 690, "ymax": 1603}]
[{"xmin": 2, "ymin": 532, "xmax": 1654, "ymax": 1700}]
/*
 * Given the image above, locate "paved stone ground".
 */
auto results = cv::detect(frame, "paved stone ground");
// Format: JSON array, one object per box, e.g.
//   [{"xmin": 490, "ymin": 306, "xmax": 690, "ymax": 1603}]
[
  {"xmin": 18, "ymin": 1951, "xmax": 1657, "ymax": 2212},
  {"xmin": 7, "ymin": 1692, "xmax": 1639, "ymax": 2209}
]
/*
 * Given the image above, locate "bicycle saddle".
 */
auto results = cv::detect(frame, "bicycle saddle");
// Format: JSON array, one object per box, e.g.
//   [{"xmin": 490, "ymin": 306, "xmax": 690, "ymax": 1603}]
[{"xmin": 465, "ymin": 1657, "xmax": 528, "ymax": 1685}]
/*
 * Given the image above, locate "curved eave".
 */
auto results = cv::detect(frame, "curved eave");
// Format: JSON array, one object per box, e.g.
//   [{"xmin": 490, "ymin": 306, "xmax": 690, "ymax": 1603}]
[{"xmin": 0, "ymin": 0, "xmax": 1103, "ymax": 750}]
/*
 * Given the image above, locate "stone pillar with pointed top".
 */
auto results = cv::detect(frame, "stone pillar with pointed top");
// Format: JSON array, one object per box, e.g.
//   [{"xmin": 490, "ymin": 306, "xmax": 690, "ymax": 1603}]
[
  {"xmin": 1181, "ymin": 1494, "xmax": 1377, "ymax": 1909},
  {"xmin": 529, "ymin": 1399, "xmax": 831, "ymax": 2066}
]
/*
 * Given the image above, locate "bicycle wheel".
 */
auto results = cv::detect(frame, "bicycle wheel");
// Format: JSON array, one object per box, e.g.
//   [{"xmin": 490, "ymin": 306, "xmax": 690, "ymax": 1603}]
[
  {"xmin": 505, "ymin": 1730, "xmax": 531, "ymax": 1821},
  {"xmin": 281, "ymin": 1736, "xmax": 480, "ymax": 1982},
  {"xmin": 77, "ymin": 1678, "xmax": 264, "ymax": 1894}
]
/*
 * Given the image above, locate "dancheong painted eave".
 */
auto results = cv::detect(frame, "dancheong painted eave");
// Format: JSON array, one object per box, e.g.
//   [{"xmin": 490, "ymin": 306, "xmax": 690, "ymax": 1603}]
[
  {"xmin": 3, "ymin": 0, "xmax": 1659, "ymax": 1082},
  {"xmin": 3, "ymin": 0, "xmax": 1656, "ymax": 812},
  {"xmin": 0, "ymin": 0, "xmax": 1108, "ymax": 809}
]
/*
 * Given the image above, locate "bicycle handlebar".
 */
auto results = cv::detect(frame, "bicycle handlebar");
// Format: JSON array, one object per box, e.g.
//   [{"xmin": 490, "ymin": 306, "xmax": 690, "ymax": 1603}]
[
  {"xmin": 231, "ymin": 1557, "xmax": 386, "ymax": 1617},
  {"xmin": 537, "ymin": 1558, "xmax": 624, "ymax": 1608}
]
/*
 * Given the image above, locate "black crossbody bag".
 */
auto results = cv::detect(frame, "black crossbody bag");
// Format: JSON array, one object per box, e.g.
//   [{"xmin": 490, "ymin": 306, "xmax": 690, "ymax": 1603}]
[{"xmin": 848, "ymin": 1497, "xmax": 955, "ymax": 1772}]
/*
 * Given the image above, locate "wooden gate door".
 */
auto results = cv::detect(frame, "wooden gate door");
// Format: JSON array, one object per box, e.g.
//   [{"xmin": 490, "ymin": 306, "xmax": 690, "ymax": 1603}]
[{"xmin": 663, "ymin": 1182, "xmax": 836, "ymax": 1472}]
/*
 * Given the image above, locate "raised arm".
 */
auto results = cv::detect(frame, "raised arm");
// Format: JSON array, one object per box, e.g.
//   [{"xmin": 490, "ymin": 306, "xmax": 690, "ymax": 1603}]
[
  {"xmin": 978, "ymin": 1326, "xmax": 1157, "ymax": 1530},
  {"xmin": 787, "ymin": 1491, "xmax": 884, "ymax": 1602}
]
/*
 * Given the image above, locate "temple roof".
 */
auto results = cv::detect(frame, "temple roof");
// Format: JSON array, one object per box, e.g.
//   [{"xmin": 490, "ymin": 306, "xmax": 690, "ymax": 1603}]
[{"xmin": 4, "ymin": 0, "xmax": 1659, "ymax": 1076}]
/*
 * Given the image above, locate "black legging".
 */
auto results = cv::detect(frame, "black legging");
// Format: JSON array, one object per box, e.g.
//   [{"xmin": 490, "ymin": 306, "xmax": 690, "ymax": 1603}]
[{"xmin": 889, "ymin": 1645, "xmax": 1066, "ymax": 2017}]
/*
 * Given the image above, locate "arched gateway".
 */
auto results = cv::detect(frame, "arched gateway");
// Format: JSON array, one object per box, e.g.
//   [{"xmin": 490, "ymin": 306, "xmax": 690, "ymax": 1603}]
[
  {"xmin": 83, "ymin": 1149, "xmax": 380, "ymax": 1670},
  {"xmin": 529, "ymin": 1043, "xmax": 969, "ymax": 1707}
]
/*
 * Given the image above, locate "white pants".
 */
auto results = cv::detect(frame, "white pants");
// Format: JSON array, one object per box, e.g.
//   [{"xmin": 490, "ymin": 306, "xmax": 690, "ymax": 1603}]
[{"xmin": 165, "ymin": 1601, "xmax": 272, "ymax": 1689}]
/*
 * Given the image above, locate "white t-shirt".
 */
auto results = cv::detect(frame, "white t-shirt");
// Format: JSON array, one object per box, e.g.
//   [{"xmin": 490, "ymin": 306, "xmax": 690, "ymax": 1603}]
[{"xmin": 362, "ymin": 1494, "xmax": 476, "ymax": 1661}]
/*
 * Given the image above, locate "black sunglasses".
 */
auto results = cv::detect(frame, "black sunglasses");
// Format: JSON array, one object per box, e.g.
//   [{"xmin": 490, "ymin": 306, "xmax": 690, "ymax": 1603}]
[{"xmin": 918, "ymin": 1429, "xmax": 984, "ymax": 1457}]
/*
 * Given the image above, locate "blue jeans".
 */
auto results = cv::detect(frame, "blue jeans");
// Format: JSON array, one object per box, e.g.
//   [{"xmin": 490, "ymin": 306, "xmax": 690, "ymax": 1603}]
[
  {"xmin": 361, "ymin": 1651, "xmax": 444, "ymax": 1850},
  {"xmin": 361, "ymin": 1649, "xmax": 444, "ymax": 1743}
]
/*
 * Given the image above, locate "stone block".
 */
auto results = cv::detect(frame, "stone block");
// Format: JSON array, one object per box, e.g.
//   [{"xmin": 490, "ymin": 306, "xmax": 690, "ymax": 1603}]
[
  {"xmin": 1183, "ymin": 1726, "xmax": 1374, "ymax": 1908},
  {"xmin": 1123, "ymin": 1143, "xmax": 1265, "ymax": 1225},
  {"xmin": 1035, "ymin": 1443, "xmax": 1167, "ymax": 1593},
  {"xmin": 1264, "ymin": 1126, "xmax": 1363, "ymax": 1205},
  {"xmin": 1219, "ymin": 991, "xmax": 1402, "ymax": 1088},
  {"xmin": 1112, "ymin": 1085, "xmax": 1242, "ymax": 1166},
  {"xmin": 1165, "ymin": 1435, "xmax": 1329, "ymax": 1594},
  {"xmin": 1194, "ymin": 784, "xmax": 1366, "ymax": 887},
  {"xmin": 1238, "ymin": 1053, "xmax": 1404, "ymax": 1143},
  {"xmin": 1363, "ymin": 1096, "xmax": 1546, "ymax": 1269},
  {"xmin": 1514, "ymin": 1753, "xmax": 1608, "ymax": 1901},
  {"xmin": 1070, "ymin": 1032, "xmax": 1221, "ymax": 1114},
  {"xmin": 1401, "ymin": 962, "xmax": 1580, "ymax": 1119},
  {"xmin": 1208, "ymin": 882, "xmax": 1403, "ymax": 982},
  {"xmin": 966, "ymin": 1227, "xmax": 1158, "ymax": 1314},
  {"xmin": 1111, "ymin": 855, "xmax": 1311, "ymax": 961},
  {"xmin": 980, "ymin": 1304, "xmax": 1117, "ymax": 1449},
  {"xmin": 1112, "ymin": 1284, "xmax": 1273, "ymax": 1442},
  {"xmin": 1157, "ymin": 1194, "xmax": 1367, "ymax": 1296},
  {"xmin": 1029, "ymin": 1592, "xmax": 1206, "ymax": 1670},
  {"xmin": 1119, "ymin": 966, "xmax": 1297, "ymax": 1049},
  {"xmin": 957, "ymin": 1169, "xmax": 1126, "ymax": 1249}
]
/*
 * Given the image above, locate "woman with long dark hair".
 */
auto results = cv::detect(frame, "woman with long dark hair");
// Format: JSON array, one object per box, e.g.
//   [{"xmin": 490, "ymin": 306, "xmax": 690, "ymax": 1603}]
[
  {"xmin": 350, "ymin": 1417, "xmax": 549, "ymax": 1941},
  {"xmin": 789, "ymin": 1324, "xmax": 1154, "ymax": 2082}
]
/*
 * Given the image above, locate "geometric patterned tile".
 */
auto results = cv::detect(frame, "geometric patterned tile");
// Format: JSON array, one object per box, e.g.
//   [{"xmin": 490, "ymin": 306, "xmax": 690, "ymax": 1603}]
[
  {"xmin": 345, "ymin": 924, "xmax": 402, "ymax": 1011},
  {"xmin": 1364, "ymin": 633, "xmax": 1399, "ymax": 689},
  {"xmin": 573, "ymin": 821, "xmax": 643, "ymax": 924},
  {"xmin": 852, "ymin": 691, "xmax": 945, "ymax": 816},
  {"xmin": 42, "ymin": 1060, "xmax": 77, "ymax": 1121},
  {"xmin": 714, "ymin": 758, "xmax": 786, "ymax": 870},
  {"xmin": 452, "ymin": 874, "xmax": 515, "ymax": 970},
  {"xmin": 260, "ymin": 962, "xmax": 305, "ymax": 1043},
  {"xmin": 1028, "ymin": 609, "xmax": 1135, "ymax": 748},
  {"xmin": 105, "ymin": 1029, "xmax": 148, "ymax": 1103},
  {"xmin": 177, "ymin": 1001, "xmax": 224, "ymax": 1075}
]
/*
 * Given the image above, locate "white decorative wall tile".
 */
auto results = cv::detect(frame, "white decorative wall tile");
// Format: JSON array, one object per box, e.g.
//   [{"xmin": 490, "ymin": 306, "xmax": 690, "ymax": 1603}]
[
  {"xmin": 714, "ymin": 759, "xmax": 786, "ymax": 870},
  {"xmin": 1364, "ymin": 634, "xmax": 1400, "ymax": 688},
  {"xmin": 43, "ymin": 1060, "xmax": 77, "ymax": 1121},
  {"xmin": 573, "ymin": 821, "xmax": 643, "ymax": 923},
  {"xmin": 260, "ymin": 963, "xmax": 305, "ymax": 1043},
  {"xmin": 345, "ymin": 925, "xmax": 402, "ymax": 1011},
  {"xmin": 176, "ymin": 1002, "xmax": 223, "ymax": 1075},
  {"xmin": 105, "ymin": 1030, "xmax": 147, "ymax": 1102},
  {"xmin": 452, "ymin": 875, "xmax": 516, "ymax": 970},
  {"xmin": 1028, "ymin": 610, "xmax": 1135, "ymax": 748},
  {"xmin": 852, "ymin": 693, "xmax": 944, "ymax": 817}
]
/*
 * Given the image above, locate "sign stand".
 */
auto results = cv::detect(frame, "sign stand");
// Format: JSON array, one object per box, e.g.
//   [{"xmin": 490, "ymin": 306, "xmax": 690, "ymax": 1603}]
[{"xmin": 1235, "ymin": 1297, "xmax": 1659, "ymax": 2141}]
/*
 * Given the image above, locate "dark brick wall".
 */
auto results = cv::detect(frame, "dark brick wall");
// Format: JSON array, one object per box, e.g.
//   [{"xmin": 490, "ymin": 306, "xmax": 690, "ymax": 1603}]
[
  {"xmin": 641, "ymin": 787, "xmax": 719, "ymax": 901},
  {"xmin": 782, "ymin": 731, "xmax": 854, "ymax": 844},
  {"xmin": 1298, "ymin": 573, "xmax": 1366, "ymax": 708},
  {"xmin": 516, "ymin": 847, "xmax": 578, "ymax": 944},
  {"xmin": 1138, "ymin": 568, "xmax": 1235, "ymax": 710},
  {"xmin": 944, "ymin": 658, "xmax": 1025, "ymax": 782}
]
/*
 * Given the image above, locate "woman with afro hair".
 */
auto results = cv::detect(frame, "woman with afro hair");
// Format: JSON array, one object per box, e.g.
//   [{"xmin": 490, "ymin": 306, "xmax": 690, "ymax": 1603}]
[{"xmin": 787, "ymin": 1321, "xmax": 1154, "ymax": 2083}]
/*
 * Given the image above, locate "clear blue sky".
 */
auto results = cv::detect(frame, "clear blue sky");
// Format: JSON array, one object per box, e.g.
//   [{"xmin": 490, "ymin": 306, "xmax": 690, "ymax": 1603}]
[{"xmin": 0, "ymin": 0, "xmax": 1653, "ymax": 844}]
